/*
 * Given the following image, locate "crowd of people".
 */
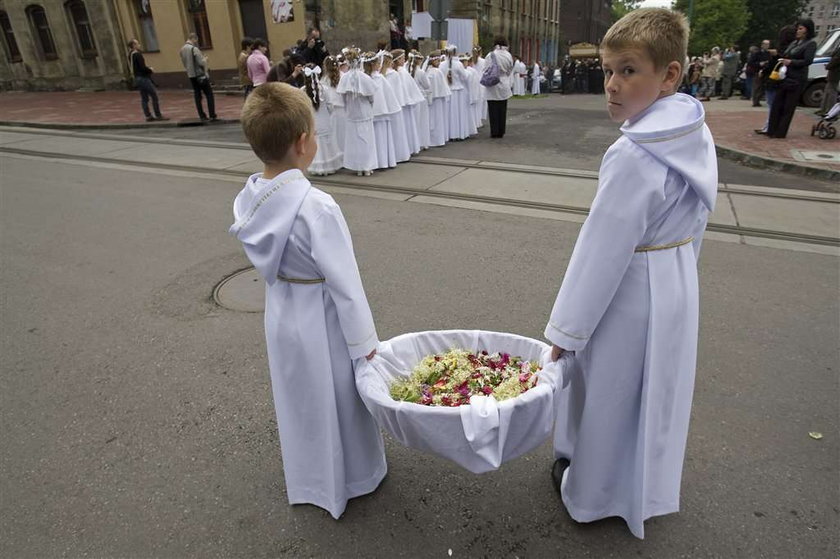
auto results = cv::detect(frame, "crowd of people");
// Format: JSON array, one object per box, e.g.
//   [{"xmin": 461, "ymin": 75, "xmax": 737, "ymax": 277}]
[{"xmin": 236, "ymin": 32, "xmax": 520, "ymax": 176}]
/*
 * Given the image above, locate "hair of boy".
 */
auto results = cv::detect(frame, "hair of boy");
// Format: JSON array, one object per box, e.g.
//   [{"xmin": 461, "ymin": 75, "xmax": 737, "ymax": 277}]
[
  {"xmin": 241, "ymin": 37, "xmax": 253, "ymax": 50},
  {"xmin": 241, "ymin": 82, "xmax": 314, "ymax": 165},
  {"xmin": 323, "ymin": 55, "xmax": 341, "ymax": 88},
  {"xmin": 602, "ymin": 8, "xmax": 688, "ymax": 75},
  {"xmin": 380, "ymin": 51, "xmax": 393, "ymax": 74},
  {"xmin": 361, "ymin": 51, "xmax": 379, "ymax": 74},
  {"xmin": 303, "ymin": 64, "xmax": 322, "ymax": 111}
]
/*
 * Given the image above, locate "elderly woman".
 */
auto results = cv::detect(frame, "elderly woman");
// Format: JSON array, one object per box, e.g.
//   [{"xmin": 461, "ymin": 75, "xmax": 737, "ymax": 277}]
[
  {"xmin": 766, "ymin": 19, "xmax": 817, "ymax": 138},
  {"xmin": 482, "ymin": 36, "xmax": 515, "ymax": 139}
]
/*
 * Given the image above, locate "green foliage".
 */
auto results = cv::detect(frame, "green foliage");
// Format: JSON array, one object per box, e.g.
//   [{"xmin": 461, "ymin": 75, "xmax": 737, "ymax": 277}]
[
  {"xmin": 389, "ymin": 378, "xmax": 422, "ymax": 403},
  {"xmin": 741, "ymin": 0, "xmax": 807, "ymax": 50},
  {"xmin": 612, "ymin": 0, "xmax": 642, "ymax": 22},
  {"xmin": 674, "ymin": 0, "xmax": 751, "ymax": 55}
]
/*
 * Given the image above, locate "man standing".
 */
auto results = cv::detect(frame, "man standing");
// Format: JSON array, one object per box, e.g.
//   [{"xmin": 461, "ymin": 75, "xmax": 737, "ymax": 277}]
[
  {"xmin": 719, "ymin": 45, "xmax": 739, "ymax": 99},
  {"xmin": 128, "ymin": 39, "xmax": 168, "ymax": 122},
  {"xmin": 179, "ymin": 33, "xmax": 217, "ymax": 121},
  {"xmin": 531, "ymin": 60, "xmax": 541, "ymax": 95},
  {"xmin": 301, "ymin": 28, "xmax": 328, "ymax": 66},
  {"xmin": 238, "ymin": 37, "xmax": 254, "ymax": 97},
  {"xmin": 747, "ymin": 40, "xmax": 771, "ymax": 106}
]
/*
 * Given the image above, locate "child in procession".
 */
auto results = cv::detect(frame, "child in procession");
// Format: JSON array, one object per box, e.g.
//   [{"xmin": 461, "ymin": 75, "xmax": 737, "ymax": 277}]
[
  {"xmin": 229, "ymin": 82, "xmax": 386, "ymax": 519},
  {"xmin": 545, "ymin": 8, "xmax": 717, "ymax": 539},
  {"xmin": 321, "ymin": 55, "xmax": 347, "ymax": 154},
  {"xmin": 391, "ymin": 49, "xmax": 425, "ymax": 155},
  {"xmin": 409, "ymin": 51, "xmax": 432, "ymax": 150},
  {"xmin": 303, "ymin": 64, "xmax": 343, "ymax": 176},
  {"xmin": 337, "ymin": 48, "xmax": 377, "ymax": 176},
  {"xmin": 365, "ymin": 51, "xmax": 399, "ymax": 169},
  {"xmin": 426, "ymin": 51, "xmax": 452, "ymax": 147},
  {"xmin": 378, "ymin": 51, "xmax": 412, "ymax": 163}
]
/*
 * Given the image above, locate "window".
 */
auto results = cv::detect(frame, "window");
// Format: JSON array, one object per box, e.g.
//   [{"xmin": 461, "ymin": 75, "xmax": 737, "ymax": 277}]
[
  {"xmin": 26, "ymin": 5, "xmax": 58, "ymax": 60},
  {"xmin": 832, "ymin": 3, "xmax": 840, "ymax": 17},
  {"xmin": 186, "ymin": 0, "xmax": 212, "ymax": 49},
  {"xmin": 0, "ymin": 11, "xmax": 22, "ymax": 62},
  {"xmin": 66, "ymin": 0, "xmax": 96, "ymax": 57},
  {"xmin": 135, "ymin": 0, "xmax": 158, "ymax": 51}
]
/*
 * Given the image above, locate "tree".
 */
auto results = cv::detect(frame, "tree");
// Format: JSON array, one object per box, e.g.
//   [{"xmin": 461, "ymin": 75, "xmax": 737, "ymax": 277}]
[
  {"xmin": 741, "ymin": 0, "xmax": 807, "ymax": 49},
  {"xmin": 674, "ymin": 0, "xmax": 751, "ymax": 55},
  {"xmin": 612, "ymin": 0, "xmax": 642, "ymax": 22}
]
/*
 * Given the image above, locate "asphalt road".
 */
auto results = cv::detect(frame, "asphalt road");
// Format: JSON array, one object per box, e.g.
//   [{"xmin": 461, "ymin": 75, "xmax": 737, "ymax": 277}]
[
  {"xmin": 1, "ymin": 154, "xmax": 837, "ymax": 558},
  {"xmin": 122, "ymin": 93, "xmax": 840, "ymax": 193}
]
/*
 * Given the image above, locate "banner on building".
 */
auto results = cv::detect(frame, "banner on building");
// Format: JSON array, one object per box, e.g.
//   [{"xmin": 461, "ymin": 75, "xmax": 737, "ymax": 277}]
[
  {"xmin": 569, "ymin": 42, "xmax": 599, "ymax": 58},
  {"xmin": 271, "ymin": 0, "xmax": 294, "ymax": 23}
]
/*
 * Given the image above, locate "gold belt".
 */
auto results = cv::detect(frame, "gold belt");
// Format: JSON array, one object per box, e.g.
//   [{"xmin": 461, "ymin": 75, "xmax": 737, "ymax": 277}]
[
  {"xmin": 635, "ymin": 237, "xmax": 694, "ymax": 253},
  {"xmin": 278, "ymin": 274, "xmax": 325, "ymax": 284}
]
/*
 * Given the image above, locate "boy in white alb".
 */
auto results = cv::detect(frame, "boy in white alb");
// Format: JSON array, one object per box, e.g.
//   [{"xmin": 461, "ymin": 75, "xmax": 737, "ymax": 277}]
[
  {"xmin": 545, "ymin": 9, "xmax": 717, "ymax": 539},
  {"xmin": 230, "ymin": 83, "xmax": 386, "ymax": 519}
]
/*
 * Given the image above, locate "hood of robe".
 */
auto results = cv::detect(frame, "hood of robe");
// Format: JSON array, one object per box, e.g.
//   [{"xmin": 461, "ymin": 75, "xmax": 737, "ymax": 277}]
[
  {"xmin": 229, "ymin": 170, "xmax": 311, "ymax": 285},
  {"xmin": 620, "ymin": 93, "xmax": 717, "ymax": 212}
]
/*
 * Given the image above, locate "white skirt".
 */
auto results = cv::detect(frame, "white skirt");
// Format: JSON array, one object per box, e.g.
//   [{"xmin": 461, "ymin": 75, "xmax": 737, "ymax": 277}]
[
  {"xmin": 309, "ymin": 131, "xmax": 343, "ymax": 175},
  {"xmin": 388, "ymin": 109, "xmax": 411, "ymax": 163},
  {"xmin": 415, "ymin": 99, "xmax": 431, "ymax": 149},
  {"xmin": 332, "ymin": 106, "xmax": 348, "ymax": 152},
  {"xmin": 402, "ymin": 104, "xmax": 421, "ymax": 155},
  {"xmin": 373, "ymin": 117, "xmax": 397, "ymax": 169},
  {"xmin": 448, "ymin": 89, "xmax": 473, "ymax": 140},
  {"xmin": 343, "ymin": 119, "xmax": 377, "ymax": 172},
  {"xmin": 429, "ymin": 97, "xmax": 448, "ymax": 147}
]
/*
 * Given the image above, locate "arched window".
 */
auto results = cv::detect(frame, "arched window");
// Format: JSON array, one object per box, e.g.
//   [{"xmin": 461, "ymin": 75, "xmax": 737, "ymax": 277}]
[
  {"xmin": 0, "ymin": 11, "xmax": 22, "ymax": 63},
  {"xmin": 26, "ymin": 5, "xmax": 58, "ymax": 60},
  {"xmin": 186, "ymin": 0, "xmax": 212, "ymax": 49},
  {"xmin": 65, "ymin": 0, "xmax": 96, "ymax": 58}
]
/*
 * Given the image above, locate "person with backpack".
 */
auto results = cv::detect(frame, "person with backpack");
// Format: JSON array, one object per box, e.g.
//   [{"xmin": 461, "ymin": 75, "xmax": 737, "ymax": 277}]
[
  {"xmin": 481, "ymin": 36, "xmax": 514, "ymax": 139},
  {"xmin": 127, "ymin": 38, "xmax": 168, "ymax": 122},
  {"xmin": 179, "ymin": 33, "xmax": 217, "ymax": 122}
]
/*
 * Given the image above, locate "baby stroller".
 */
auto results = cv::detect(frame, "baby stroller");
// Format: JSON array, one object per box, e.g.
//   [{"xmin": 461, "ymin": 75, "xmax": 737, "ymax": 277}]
[{"xmin": 811, "ymin": 102, "xmax": 839, "ymax": 140}]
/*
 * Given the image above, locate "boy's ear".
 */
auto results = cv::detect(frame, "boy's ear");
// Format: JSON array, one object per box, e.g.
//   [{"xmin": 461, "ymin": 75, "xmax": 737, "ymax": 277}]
[
  {"xmin": 662, "ymin": 61, "xmax": 683, "ymax": 92},
  {"xmin": 294, "ymin": 132, "xmax": 308, "ymax": 156}
]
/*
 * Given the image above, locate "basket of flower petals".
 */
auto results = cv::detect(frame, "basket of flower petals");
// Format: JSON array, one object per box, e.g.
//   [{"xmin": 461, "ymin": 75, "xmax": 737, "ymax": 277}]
[{"xmin": 354, "ymin": 330, "xmax": 569, "ymax": 474}]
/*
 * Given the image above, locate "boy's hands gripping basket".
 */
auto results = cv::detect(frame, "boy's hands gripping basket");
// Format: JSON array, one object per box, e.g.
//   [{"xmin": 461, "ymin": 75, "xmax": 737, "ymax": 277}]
[{"xmin": 354, "ymin": 330, "xmax": 570, "ymax": 474}]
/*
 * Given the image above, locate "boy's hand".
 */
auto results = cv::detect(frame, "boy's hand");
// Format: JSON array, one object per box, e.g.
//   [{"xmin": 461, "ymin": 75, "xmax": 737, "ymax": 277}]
[
  {"xmin": 551, "ymin": 344, "xmax": 566, "ymax": 362},
  {"xmin": 365, "ymin": 349, "xmax": 377, "ymax": 360}
]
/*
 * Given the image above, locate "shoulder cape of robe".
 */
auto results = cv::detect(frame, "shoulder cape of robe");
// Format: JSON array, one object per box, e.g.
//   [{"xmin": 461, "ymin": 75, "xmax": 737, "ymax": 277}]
[{"xmin": 545, "ymin": 93, "xmax": 717, "ymax": 539}]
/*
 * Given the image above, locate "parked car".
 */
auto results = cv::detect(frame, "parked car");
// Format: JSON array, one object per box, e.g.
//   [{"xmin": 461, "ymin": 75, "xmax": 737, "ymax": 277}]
[{"xmin": 802, "ymin": 27, "xmax": 840, "ymax": 107}]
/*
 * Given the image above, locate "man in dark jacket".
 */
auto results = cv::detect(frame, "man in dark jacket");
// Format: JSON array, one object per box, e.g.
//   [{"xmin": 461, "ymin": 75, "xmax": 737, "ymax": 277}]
[
  {"xmin": 301, "ymin": 28, "xmax": 328, "ymax": 66},
  {"xmin": 128, "ymin": 39, "xmax": 168, "ymax": 122},
  {"xmin": 748, "ymin": 39, "xmax": 772, "ymax": 106},
  {"xmin": 817, "ymin": 45, "xmax": 840, "ymax": 116}
]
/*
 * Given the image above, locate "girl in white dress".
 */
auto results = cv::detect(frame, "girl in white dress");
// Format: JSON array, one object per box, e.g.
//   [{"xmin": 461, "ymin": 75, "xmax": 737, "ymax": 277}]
[
  {"xmin": 409, "ymin": 51, "xmax": 431, "ymax": 150},
  {"xmin": 378, "ymin": 51, "xmax": 411, "ymax": 163},
  {"xmin": 337, "ymin": 48, "xmax": 377, "ymax": 176},
  {"xmin": 390, "ymin": 49, "xmax": 423, "ymax": 155},
  {"xmin": 304, "ymin": 65, "xmax": 342, "ymax": 176},
  {"xmin": 442, "ymin": 46, "xmax": 473, "ymax": 140},
  {"xmin": 321, "ymin": 56, "xmax": 347, "ymax": 154},
  {"xmin": 473, "ymin": 46, "xmax": 488, "ymax": 123},
  {"xmin": 462, "ymin": 55, "xmax": 480, "ymax": 137},
  {"xmin": 425, "ymin": 51, "xmax": 451, "ymax": 147},
  {"xmin": 364, "ymin": 51, "xmax": 398, "ymax": 170}
]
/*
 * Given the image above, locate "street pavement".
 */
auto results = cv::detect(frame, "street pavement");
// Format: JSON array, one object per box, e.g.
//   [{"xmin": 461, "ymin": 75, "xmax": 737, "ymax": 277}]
[{"xmin": 1, "ymin": 129, "xmax": 838, "ymax": 557}]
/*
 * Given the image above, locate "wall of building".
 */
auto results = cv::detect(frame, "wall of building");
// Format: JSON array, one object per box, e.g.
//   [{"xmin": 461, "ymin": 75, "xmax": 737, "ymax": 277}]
[
  {"xmin": 802, "ymin": 0, "xmax": 839, "ymax": 44},
  {"xmin": 558, "ymin": 0, "xmax": 612, "ymax": 55},
  {"xmin": 0, "ymin": 0, "xmax": 127, "ymax": 91},
  {"xmin": 309, "ymin": 0, "xmax": 392, "ymax": 53}
]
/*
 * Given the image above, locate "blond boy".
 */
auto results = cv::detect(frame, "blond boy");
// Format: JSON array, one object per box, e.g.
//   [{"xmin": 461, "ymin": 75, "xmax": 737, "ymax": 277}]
[
  {"xmin": 545, "ymin": 9, "xmax": 718, "ymax": 538},
  {"xmin": 229, "ymin": 83, "xmax": 386, "ymax": 519}
]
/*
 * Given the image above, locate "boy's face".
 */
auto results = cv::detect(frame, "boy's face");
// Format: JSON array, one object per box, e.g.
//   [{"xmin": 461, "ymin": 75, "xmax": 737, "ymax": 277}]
[{"xmin": 601, "ymin": 47, "xmax": 679, "ymax": 123}]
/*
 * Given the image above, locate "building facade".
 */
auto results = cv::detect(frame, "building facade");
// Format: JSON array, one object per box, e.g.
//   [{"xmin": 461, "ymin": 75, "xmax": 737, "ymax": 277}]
[
  {"xmin": 802, "ymin": 0, "xmax": 840, "ymax": 43},
  {"xmin": 558, "ymin": 0, "xmax": 612, "ymax": 54}
]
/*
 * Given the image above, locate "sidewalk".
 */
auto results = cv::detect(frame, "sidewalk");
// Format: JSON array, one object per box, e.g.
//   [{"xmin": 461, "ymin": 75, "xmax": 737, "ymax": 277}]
[{"xmin": 0, "ymin": 89, "xmax": 837, "ymax": 177}]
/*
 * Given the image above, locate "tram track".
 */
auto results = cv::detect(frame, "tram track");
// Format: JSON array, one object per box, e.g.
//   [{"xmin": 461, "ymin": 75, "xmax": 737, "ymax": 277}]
[{"xmin": 1, "ymin": 142, "xmax": 837, "ymax": 248}]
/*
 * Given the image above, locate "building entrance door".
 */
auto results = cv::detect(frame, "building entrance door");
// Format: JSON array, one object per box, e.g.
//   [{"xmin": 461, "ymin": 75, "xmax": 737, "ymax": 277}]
[{"xmin": 239, "ymin": 0, "xmax": 267, "ymax": 42}]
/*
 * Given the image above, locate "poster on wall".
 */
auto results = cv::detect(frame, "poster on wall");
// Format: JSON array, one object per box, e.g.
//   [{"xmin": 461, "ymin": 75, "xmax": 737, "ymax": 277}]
[{"xmin": 271, "ymin": 0, "xmax": 294, "ymax": 23}]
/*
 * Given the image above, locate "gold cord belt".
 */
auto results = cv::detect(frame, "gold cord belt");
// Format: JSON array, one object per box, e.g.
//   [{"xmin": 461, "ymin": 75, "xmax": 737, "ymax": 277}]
[
  {"xmin": 277, "ymin": 275, "xmax": 325, "ymax": 284},
  {"xmin": 634, "ymin": 237, "xmax": 694, "ymax": 253}
]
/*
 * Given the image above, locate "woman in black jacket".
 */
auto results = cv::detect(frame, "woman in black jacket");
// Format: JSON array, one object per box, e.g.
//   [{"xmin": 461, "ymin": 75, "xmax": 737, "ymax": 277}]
[{"xmin": 766, "ymin": 19, "xmax": 817, "ymax": 138}]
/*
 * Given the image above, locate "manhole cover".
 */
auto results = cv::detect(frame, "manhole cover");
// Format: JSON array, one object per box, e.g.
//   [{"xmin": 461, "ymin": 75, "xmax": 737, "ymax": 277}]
[
  {"xmin": 791, "ymin": 150, "xmax": 840, "ymax": 163},
  {"xmin": 213, "ymin": 267, "xmax": 264, "ymax": 312}
]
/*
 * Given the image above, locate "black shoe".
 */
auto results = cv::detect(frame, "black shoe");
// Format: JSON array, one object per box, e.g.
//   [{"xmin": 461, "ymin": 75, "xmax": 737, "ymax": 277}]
[
  {"xmin": 209, "ymin": 116, "xmax": 219, "ymax": 122},
  {"xmin": 752, "ymin": 103, "xmax": 761, "ymax": 107},
  {"xmin": 199, "ymin": 116, "xmax": 209, "ymax": 122},
  {"xmin": 145, "ymin": 116, "xmax": 155, "ymax": 122},
  {"xmin": 154, "ymin": 115, "xmax": 170, "ymax": 121},
  {"xmin": 551, "ymin": 458, "xmax": 570, "ymax": 495}
]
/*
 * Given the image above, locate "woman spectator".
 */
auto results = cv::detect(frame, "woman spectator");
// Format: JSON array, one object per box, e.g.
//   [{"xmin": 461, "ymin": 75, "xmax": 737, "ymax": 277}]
[
  {"xmin": 246, "ymin": 39, "xmax": 271, "ymax": 87},
  {"xmin": 766, "ymin": 19, "xmax": 817, "ymax": 138},
  {"xmin": 482, "ymin": 36, "xmax": 514, "ymax": 139}
]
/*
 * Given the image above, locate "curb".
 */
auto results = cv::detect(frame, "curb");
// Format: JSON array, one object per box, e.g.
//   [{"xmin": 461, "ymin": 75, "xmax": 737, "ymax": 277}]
[
  {"xmin": 714, "ymin": 143, "xmax": 840, "ymax": 182},
  {"xmin": 0, "ymin": 118, "xmax": 239, "ymax": 130}
]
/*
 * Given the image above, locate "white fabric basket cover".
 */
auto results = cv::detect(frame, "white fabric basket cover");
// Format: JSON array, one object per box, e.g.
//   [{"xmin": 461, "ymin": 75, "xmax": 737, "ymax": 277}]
[{"xmin": 355, "ymin": 330, "xmax": 568, "ymax": 474}]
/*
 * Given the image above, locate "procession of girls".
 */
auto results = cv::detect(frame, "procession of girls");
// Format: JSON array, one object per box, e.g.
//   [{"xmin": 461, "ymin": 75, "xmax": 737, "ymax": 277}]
[{"xmin": 300, "ymin": 45, "xmax": 488, "ymax": 177}]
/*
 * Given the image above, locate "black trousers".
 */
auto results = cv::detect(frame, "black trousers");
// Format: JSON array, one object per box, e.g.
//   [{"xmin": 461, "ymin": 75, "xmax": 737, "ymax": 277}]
[
  {"xmin": 135, "ymin": 77, "xmax": 161, "ymax": 118},
  {"xmin": 487, "ymin": 99, "xmax": 508, "ymax": 138},
  {"xmin": 190, "ymin": 77, "xmax": 216, "ymax": 119},
  {"xmin": 766, "ymin": 79, "xmax": 803, "ymax": 138}
]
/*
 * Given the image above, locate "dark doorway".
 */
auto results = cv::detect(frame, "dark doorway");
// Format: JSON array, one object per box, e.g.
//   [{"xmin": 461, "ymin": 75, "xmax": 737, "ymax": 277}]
[{"xmin": 239, "ymin": 0, "xmax": 267, "ymax": 42}]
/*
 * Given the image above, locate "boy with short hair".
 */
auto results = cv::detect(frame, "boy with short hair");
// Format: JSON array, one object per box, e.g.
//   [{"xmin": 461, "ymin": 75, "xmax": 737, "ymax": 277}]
[
  {"xmin": 545, "ymin": 9, "xmax": 717, "ymax": 539},
  {"xmin": 229, "ymin": 83, "xmax": 386, "ymax": 519}
]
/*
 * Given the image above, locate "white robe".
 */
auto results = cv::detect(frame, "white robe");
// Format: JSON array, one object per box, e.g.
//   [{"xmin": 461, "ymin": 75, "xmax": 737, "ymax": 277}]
[
  {"xmin": 370, "ymin": 73, "xmax": 398, "ymax": 169},
  {"xmin": 513, "ymin": 61, "xmax": 526, "ymax": 95},
  {"xmin": 546, "ymin": 94, "xmax": 718, "ymax": 539},
  {"xmin": 412, "ymin": 68, "xmax": 432, "ymax": 149},
  {"xmin": 426, "ymin": 66, "xmax": 451, "ymax": 147},
  {"xmin": 531, "ymin": 63, "xmax": 541, "ymax": 95},
  {"xmin": 465, "ymin": 66, "xmax": 481, "ymax": 135},
  {"xmin": 337, "ymin": 69, "xmax": 377, "ymax": 172},
  {"xmin": 376, "ymin": 73, "xmax": 411, "ymax": 163},
  {"xmin": 321, "ymin": 78, "xmax": 347, "ymax": 153},
  {"xmin": 230, "ymin": 170, "xmax": 387, "ymax": 519},
  {"xmin": 442, "ymin": 57, "xmax": 473, "ymax": 140},
  {"xmin": 307, "ymin": 94, "xmax": 342, "ymax": 175},
  {"xmin": 476, "ymin": 56, "xmax": 488, "ymax": 120},
  {"xmin": 397, "ymin": 66, "xmax": 426, "ymax": 154}
]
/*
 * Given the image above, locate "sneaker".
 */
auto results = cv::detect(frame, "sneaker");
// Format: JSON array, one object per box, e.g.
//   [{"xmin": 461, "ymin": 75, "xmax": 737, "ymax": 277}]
[
  {"xmin": 551, "ymin": 458, "xmax": 570, "ymax": 495},
  {"xmin": 145, "ymin": 116, "xmax": 155, "ymax": 122},
  {"xmin": 154, "ymin": 115, "xmax": 170, "ymax": 121},
  {"xmin": 754, "ymin": 129, "xmax": 767, "ymax": 134}
]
